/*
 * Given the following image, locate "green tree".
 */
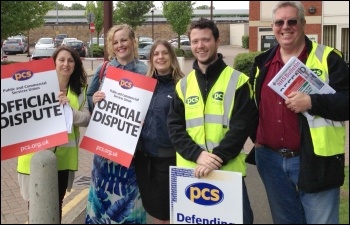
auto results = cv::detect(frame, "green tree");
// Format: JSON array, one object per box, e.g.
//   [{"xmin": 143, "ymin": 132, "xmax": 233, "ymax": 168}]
[
  {"xmin": 163, "ymin": 1, "xmax": 193, "ymax": 48},
  {"xmin": 113, "ymin": 1, "xmax": 154, "ymax": 30},
  {"xmin": 86, "ymin": 1, "xmax": 104, "ymax": 41},
  {"xmin": 196, "ymin": 5, "xmax": 214, "ymax": 9},
  {"xmin": 70, "ymin": 3, "xmax": 85, "ymax": 10},
  {"xmin": 1, "ymin": 1, "xmax": 53, "ymax": 40}
]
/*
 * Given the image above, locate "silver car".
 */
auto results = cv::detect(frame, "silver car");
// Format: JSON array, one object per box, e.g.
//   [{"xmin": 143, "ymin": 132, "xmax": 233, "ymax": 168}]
[{"xmin": 2, "ymin": 38, "xmax": 29, "ymax": 55}]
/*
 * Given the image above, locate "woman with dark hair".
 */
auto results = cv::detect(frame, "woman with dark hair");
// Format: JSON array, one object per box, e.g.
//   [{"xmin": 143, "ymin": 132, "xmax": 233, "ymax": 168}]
[
  {"xmin": 135, "ymin": 39, "xmax": 184, "ymax": 224},
  {"xmin": 17, "ymin": 46, "xmax": 91, "ymax": 223}
]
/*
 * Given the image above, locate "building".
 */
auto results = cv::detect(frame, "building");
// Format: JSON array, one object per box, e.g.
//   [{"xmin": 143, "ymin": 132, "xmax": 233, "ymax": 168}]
[{"xmin": 249, "ymin": 1, "xmax": 349, "ymax": 62}]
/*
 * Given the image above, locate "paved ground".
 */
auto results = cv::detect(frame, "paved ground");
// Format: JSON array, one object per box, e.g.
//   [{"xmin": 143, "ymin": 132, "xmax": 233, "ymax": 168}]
[{"xmin": 1, "ymin": 46, "xmax": 348, "ymax": 224}]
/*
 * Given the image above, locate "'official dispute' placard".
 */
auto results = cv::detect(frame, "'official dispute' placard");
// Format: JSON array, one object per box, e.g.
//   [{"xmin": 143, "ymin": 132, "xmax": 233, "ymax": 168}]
[
  {"xmin": 79, "ymin": 67, "xmax": 156, "ymax": 168},
  {"xmin": 1, "ymin": 58, "xmax": 68, "ymax": 160}
]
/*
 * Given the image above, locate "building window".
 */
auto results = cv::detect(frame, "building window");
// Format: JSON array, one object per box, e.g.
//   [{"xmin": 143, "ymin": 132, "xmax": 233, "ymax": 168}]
[
  {"xmin": 341, "ymin": 28, "xmax": 349, "ymax": 63},
  {"xmin": 323, "ymin": 25, "xmax": 336, "ymax": 48}
]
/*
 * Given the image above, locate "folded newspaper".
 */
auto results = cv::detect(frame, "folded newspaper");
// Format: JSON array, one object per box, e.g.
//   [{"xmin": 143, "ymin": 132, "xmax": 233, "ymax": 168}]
[{"xmin": 268, "ymin": 56, "xmax": 335, "ymax": 120}]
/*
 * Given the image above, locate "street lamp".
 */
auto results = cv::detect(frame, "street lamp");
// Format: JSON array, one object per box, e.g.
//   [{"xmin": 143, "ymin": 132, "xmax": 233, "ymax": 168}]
[{"xmin": 151, "ymin": 9, "xmax": 154, "ymax": 41}]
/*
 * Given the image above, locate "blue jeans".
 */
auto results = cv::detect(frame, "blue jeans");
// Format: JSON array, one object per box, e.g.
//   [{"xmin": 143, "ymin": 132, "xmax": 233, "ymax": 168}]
[{"xmin": 255, "ymin": 146, "xmax": 340, "ymax": 224}]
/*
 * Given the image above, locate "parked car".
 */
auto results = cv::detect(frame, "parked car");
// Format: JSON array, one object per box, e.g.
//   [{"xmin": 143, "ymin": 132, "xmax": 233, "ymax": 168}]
[
  {"xmin": 138, "ymin": 36, "xmax": 153, "ymax": 42},
  {"xmin": 2, "ymin": 38, "xmax": 29, "ymax": 55},
  {"xmin": 171, "ymin": 39, "xmax": 191, "ymax": 54},
  {"xmin": 35, "ymin": 38, "xmax": 55, "ymax": 49},
  {"xmin": 61, "ymin": 38, "xmax": 78, "ymax": 46},
  {"xmin": 87, "ymin": 37, "xmax": 104, "ymax": 48},
  {"xmin": 29, "ymin": 48, "xmax": 56, "ymax": 61},
  {"xmin": 54, "ymin": 34, "xmax": 68, "ymax": 47},
  {"xmin": 66, "ymin": 40, "xmax": 86, "ymax": 57},
  {"xmin": 138, "ymin": 42, "xmax": 153, "ymax": 60}
]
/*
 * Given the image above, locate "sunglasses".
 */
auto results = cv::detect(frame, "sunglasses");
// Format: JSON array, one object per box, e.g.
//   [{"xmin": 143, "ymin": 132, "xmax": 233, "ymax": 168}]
[{"xmin": 273, "ymin": 19, "xmax": 298, "ymax": 27}]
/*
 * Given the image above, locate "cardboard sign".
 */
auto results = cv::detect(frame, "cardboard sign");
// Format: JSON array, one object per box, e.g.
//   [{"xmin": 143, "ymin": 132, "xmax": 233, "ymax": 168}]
[
  {"xmin": 170, "ymin": 166, "xmax": 243, "ymax": 224},
  {"xmin": 1, "ymin": 58, "xmax": 68, "ymax": 160},
  {"xmin": 80, "ymin": 67, "xmax": 156, "ymax": 168}
]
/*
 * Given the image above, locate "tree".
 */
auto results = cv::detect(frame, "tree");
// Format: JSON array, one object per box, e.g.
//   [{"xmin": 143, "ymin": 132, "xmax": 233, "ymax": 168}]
[
  {"xmin": 163, "ymin": 1, "xmax": 193, "ymax": 48},
  {"xmin": 1, "ymin": 1, "xmax": 53, "ymax": 40},
  {"xmin": 86, "ymin": 1, "xmax": 104, "ymax": 41},
  {"xmin": 113, "ymin": 1, "xmax": 154, "ymax": 30},
  {"xmin": 196, "ymin": 5, "xmax": 215, "ymax": 10},
  {"xmin": 70, "ymin": 3, "xmax": 86, "ymax": 10}
]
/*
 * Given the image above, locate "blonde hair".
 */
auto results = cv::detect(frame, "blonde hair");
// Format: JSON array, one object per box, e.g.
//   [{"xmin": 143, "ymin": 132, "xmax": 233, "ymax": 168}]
[
  {"xmin": 106, "ymin": 24, "xmax": 138, "ymax": 60},
  {"xmin": 146, "ymin": 39, "xmax": 185, "ymax": 83}
]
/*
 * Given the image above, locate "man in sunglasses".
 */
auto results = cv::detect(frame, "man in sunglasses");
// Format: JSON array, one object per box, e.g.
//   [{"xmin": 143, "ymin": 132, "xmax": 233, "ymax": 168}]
[{"xmin": 248, "ymin": 1, "xmax": 349, "ymax": 224}]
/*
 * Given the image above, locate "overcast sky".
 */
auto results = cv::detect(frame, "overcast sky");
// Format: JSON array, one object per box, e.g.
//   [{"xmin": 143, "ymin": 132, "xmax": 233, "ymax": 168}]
[{"xmin": 58, "ymin": 1, "xmax": 249, "ymax": 10}]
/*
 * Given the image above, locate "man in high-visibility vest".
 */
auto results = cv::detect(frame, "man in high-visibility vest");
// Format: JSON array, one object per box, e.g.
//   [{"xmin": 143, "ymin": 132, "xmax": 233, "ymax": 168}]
[{"xmin": 167, "ymin": 17, "xmax": 255, "ymax": 224}]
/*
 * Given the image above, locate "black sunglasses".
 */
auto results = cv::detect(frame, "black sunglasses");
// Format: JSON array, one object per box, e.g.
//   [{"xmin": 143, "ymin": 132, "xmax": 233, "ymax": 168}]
[{"xmin": 274, "ymin": 19, "xmax": 298, "ymax": 27}]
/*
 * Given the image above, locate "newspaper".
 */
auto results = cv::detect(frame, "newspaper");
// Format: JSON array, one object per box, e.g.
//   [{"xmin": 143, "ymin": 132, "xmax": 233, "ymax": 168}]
[{"xmin": 268, "ymin": 56, "xmax": 335, "ymax": 120}]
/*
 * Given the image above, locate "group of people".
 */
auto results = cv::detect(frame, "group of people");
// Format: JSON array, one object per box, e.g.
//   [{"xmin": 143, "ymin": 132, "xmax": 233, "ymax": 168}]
[{"xmin": 16, "ymin": 1, "xmax": 348, "ymax": 224}]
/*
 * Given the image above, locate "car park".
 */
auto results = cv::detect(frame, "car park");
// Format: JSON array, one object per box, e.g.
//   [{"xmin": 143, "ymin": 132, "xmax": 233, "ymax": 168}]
[
  {"xmin": 138, "ymin": 36, "xmax": 153, "ymax": 43},
  {"xmin": 1, "ymin": 47, "xmax": 8, "ymax": 62},
  {"xmin": 54, "ymin": 34, "xmax": 68, "ymax": 47},
  {"xmin": 61, "ymin": 38, "xmax": 78, "ymax": 46},
  {"xmin": 2, "ymin": 38, "xmax": 29, "ymax": 55},
  {"xmin": 29, "ymin": 48, "xmax": 56, "ymax": 61},
  {"xmin": 87, "ymin": 37, "xmax": 104, "ymax": 48},
  {"xmin": 66, "ymin": 40, "xmax": 86, "ymax": 57},
  {"xmin": 171, "ymin": 39, "xmax": 191, "ymax": 54},
  {"xmin": 138, "ymin": 42, "xmax": 153, "ymax": 60},
  {"xmin": 35, "ymin": 38, "xmax": 55, "ymax": 49}
]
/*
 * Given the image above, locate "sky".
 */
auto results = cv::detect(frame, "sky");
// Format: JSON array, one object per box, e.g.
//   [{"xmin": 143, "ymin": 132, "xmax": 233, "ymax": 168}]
[{"xmin": 58, "ymin": 1, "xmax": 249, "ymax": 10}]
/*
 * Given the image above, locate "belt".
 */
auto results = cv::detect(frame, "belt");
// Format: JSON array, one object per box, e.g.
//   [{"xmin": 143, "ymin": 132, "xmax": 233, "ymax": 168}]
[{"xmin": 277, "ymin": 148, "xmax": 300, "ymax": 158}]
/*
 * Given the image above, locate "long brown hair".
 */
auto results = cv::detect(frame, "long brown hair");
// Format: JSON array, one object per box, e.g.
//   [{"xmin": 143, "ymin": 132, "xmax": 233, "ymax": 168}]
[{"xmin": 146, "ymin": 39, "xmax": 184, "ymax": 83}]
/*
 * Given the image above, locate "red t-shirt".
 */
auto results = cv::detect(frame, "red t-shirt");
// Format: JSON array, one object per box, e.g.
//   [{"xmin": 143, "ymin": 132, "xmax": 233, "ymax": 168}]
[{"xmin": 256, "ymin": 46, "xmax": 307, "ymax": 151}]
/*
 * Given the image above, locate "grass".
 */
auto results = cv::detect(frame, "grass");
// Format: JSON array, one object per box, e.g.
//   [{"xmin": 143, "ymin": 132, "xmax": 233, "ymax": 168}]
[{"xmin": 340, "ymin": 166, "xmax": 349, "ymax": 224}]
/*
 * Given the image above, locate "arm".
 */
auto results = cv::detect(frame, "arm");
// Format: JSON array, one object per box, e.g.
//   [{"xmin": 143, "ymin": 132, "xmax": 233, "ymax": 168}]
[
  {"xmin": 167, "ymin": 91, "xmax": 204, "ymax": 162},
  {"xmin": 308, "ymin": 51, "xmax": 349, "ymax": 121},
  {"xmin": 212, "ymin": 81, "xmax": 256, "ymax": 165},
  {"xmin": 72, "ymin": 98, "xmax": 91, "ymax": 127}
]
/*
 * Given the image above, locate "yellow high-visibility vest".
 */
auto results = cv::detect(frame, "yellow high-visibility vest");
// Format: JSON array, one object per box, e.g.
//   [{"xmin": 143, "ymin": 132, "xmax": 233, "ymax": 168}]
[
  {"xmin": 17, "ymin": 86, "xmax": 87, "ymax": 174},
  {"xmin": 176, "ymin": 67, "xmax": 249, "ymax": 175}
]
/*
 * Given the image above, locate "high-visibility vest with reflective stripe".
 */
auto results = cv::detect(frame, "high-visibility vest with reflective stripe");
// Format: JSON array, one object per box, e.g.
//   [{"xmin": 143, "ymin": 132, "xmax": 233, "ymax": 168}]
[
  {"xmin": 17, "ymin": 86, "xmax": 87, "ymax": 174},
  {"xmin": 176, "ymin": 67, "xmax": 248, "ymax": 175},
  {"xmin": 304, "ymin": 42, "xmax": 345, "ymax": 156},
  {"xmin": 253, "ymin": 43, "xmax": 345, "ymax": 156}
]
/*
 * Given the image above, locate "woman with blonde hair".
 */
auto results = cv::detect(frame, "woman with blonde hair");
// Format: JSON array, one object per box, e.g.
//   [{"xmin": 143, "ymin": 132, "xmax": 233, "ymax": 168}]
[
  {"xmin": 135, "ymin": 39, "xmax": 184, "ymax": 224},
  {"xmin": 85, "ymin": 24, "xmax": 148, "ymax": 224}
]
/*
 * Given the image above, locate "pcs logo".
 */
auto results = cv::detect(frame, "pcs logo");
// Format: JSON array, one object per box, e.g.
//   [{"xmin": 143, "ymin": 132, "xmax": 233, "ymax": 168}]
[
  {"xmin": 119, "ymin": 78, "xmax": 133, "ymax": 89},
  {"xmin": 12, "ymin": 70, "xmax": 33, "ymax": 81},
  {"xmin": 212, "ymin": 91, "xmax": 224, "ymax": 101},
  {"xmin": 185, "ymin": 182, "xmax": 224, "ymax": 206},
  {"xmin": 186, "ymin": 96, "xmax": 199, "ymax": 105},
  {"xmin": 310, "ymin": 69, "xmax": 322, "ymax": 76}
]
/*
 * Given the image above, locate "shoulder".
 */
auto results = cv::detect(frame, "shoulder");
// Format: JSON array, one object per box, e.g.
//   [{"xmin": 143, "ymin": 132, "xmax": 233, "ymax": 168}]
[{"xmin": 134, "ymin": 60, "xmax": 148, "ymax": 75}]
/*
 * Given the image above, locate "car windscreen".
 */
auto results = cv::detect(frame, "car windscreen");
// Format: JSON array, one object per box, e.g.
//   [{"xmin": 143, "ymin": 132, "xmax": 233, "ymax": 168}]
[
  {"xmin": 33, "ymin": 49, "xmax": 55, "ymax": 56},
  {"xmin": 68, "ymin": 42, "xmax": 83, "ymax": 47},
  {"xmin": 6, "ymin": 39, "xmax": 21, "ymax": 44},
  {"xmin": 39, "ymin": 39, "xmax": 53, "ymax": 44}
]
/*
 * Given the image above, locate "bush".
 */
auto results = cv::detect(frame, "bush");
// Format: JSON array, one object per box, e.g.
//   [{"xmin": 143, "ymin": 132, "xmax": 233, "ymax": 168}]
[
  {"xmin": 89, "ymin": 44, "xmax": 104, "ymax": 57},
  {"xmin": 174, "ymin": 48, "xmax": 194, "ymax": 59},
  {"xmin": 233, "ymin": 51, "xmax": 262, "ymax": 75},
  {"xmin": 242, "ymin": 35, "xmax": 249, "ymax": 49}
]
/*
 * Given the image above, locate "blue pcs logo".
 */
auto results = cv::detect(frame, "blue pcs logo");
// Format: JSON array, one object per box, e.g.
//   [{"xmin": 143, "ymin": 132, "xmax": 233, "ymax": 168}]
[
  {"xmin": 186, "ymin": 96, "xmax": 199, "ymax": 105},
  {"xmin": 12, "ymin": 70, "xmax": 33, "ymax": 81},
  {"xmin": 119, "ymin": 78, "xmax": 133, "ymax": 89},
  {"xmin": 185, "ymin": 182, "xmax": 224, "ymax": 206}
]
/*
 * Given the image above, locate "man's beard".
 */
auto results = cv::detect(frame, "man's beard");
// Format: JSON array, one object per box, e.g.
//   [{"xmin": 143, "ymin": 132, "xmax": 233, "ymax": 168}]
[{"xmin": 197, "ymin": 51, "xmax": 217, "ymax": 65}]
